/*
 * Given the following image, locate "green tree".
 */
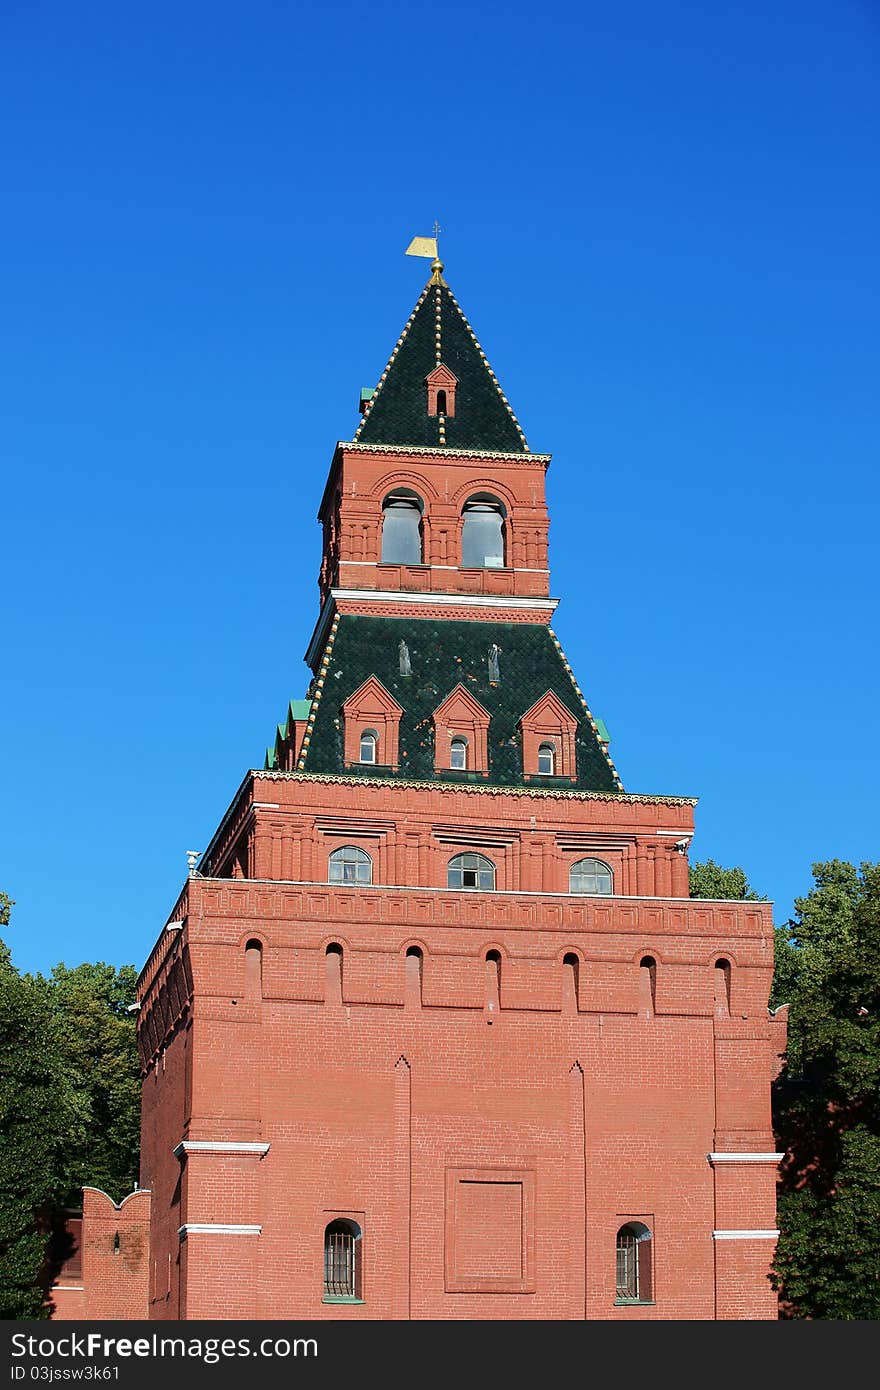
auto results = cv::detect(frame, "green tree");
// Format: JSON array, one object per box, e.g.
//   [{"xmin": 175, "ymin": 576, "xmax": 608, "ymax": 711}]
[
  {"xmin": 0, "ymin": 893, "xmax": 142, "ymax": 1317},
  {"xmin": 0, "ymin": 918, "xmax": 74, "ymax": 1318},
  {"xmin": 688, "ymin": 857, "xmax": 763, "ymax": 901},
  {"xmin": 771, "ymin": 861, "xmax": 880, "ymax": 1319},
  {"xmin": 41, "ymin": 962, "xmax": 141, "ymax": 1202}
]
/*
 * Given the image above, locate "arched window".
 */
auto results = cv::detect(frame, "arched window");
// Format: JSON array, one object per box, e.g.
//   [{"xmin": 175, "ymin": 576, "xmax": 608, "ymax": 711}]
[
  {"xmin": 405, "ymin": 945, "xmax": 423, "ymax": 1007},
  {"xmin": 537, "ymin": 742, "xmax": 555, "ymax": 775},
  {"xmin": 324, "ymin": 1219, "xmax": 362, "ymax": 1301},
  {"xmin": 381, "ymin": 490, "xmax": 423, "ymax": 564},
  {"xmin": 450, "ymin": 736, "xmax": 468, "ymax": 770},
  {"xmin": 562, "ymin": 952, "xmax": 579, "ymax": 1014},
  {"xmin": 448, "ymin": 852, "xmax": 495, "ymax": 891},
  {"xmin": 714, "ymin": 958, "xmax": 732, "ymax": 1017},
  {"xmin": 569, "ymin": 858, "xmax": 613, "ymax": 895},
  {"xmin": 244, "ymin": 939, "xmax": 262, "ymax": 1001},
  {"xmin": 359, "ymin": 730, "xmax": 377, "ymax": 764},
  {"xmin": 461, "ymin": 495, "xmax": 506, "ymax": 568},
  {"xmin": 616, "ymin": 1222, "xmax": 652, "ymax": 1303},
  {"xmin": 436, "ymin": 389, "xmax": 447, "ymax": 414},
  {"xmin": 639, "ymin": 955, "xmax": 657, "ymax": 1017},
  {"xmin": 328, "ymin": 846, "xmax": 372, "ymax": 885}
]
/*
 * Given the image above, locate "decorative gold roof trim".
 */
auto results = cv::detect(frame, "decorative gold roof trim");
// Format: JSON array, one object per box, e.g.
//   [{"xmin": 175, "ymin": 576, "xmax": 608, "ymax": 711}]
[
  {"xmin": 254, "ymin": 768, "xmax": 697, "ymax": 807},
  {"xmin": 352, "ymin": 282, "xmax": 433, "ymax": 443},
  {"xmin": 546, "ymin": 625, "xmax": 624, "ymax": 790},
  {"xmin": 351, "ymin": 278, "xmax": 532, "ymax": 451},
  {"xmin": 339, "ymin": 441, "xmax": 551, "ymax": 463}
]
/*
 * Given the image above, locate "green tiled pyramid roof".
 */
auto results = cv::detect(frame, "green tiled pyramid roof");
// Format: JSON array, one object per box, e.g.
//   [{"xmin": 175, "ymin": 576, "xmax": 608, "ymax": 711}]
[
  {"xmin": 297, "ymin": 615, "xmax": 621, "ymax": 792},
  {"xmin": 354, "ymin": 278, "xmax": 529, "ymax": 454}
]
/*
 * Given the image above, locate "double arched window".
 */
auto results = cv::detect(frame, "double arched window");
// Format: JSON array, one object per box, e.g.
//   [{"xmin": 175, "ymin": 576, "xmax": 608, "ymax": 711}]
[
  {"xmin": 461, "ymin": 495, "xmax": 506, "ymax": 568},
  {"xmin": 328, "ymin": 846, "xmax": 372, "ymax": 885},
  {"xmin": 381, "ymin": 490, "xmax": 423, "ymax": 565},
  {"xmin": 447, "ymin": 853, "xmax": 495, "ymax": 891},
  {"xmin": 569, "ymin": 858, "xmax": 613, "ymax": 895}
]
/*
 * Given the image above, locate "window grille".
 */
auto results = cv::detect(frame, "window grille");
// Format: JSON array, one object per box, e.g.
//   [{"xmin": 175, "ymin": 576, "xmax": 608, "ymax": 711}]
[
  {"xmin": 324, "ymin": 1220, "xmax": 361, "ymax": 1299},
  {"xmin": 616, "ymin": 1228, "xmax": 638, "ymax": 1299},
  {"xmin": 616, "ymin": 1222, "xmax": 652, "ymax": 1302}
]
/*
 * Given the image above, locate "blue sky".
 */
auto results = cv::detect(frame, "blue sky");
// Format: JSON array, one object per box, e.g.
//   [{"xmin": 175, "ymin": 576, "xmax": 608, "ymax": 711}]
[{"xmin": 2, "ymin": 0, "xmax": 877, "ymax": 977}]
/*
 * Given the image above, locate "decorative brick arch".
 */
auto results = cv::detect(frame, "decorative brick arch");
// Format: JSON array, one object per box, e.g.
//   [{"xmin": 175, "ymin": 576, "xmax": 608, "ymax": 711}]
[
  {"xmin": 341, "ymin": 676, "xmax": 404, "ymax": 771},
  {"xmin": 432, "ymin": 685, "xmax": 491, "ymax": 775},
  {"xmin": 371, "ymin": 469, "xmax": 441, "ymax": 505},
  {"xmin": 518, "ymin": 690, "xmax": 579, "ymax": 782}
]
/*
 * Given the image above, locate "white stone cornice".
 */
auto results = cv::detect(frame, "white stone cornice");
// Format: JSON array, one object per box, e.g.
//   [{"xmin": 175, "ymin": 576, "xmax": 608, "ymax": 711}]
[
  {"xmin": 708, "ymin": 1152, "xmax": 784, "ymax": 1165},
  {"xmin": 331, "ymin": 587, "xmax": 558, "ymax": 611},
  {"xmin": 713, "ymin": 1229, "xmax": 780, "ymax": 1240},
  {"xmin": 178, "ymin": 1224, "xmax": 262, "ymax": 1239},
  {"xmin": 173, "ymin": 1140, "xmax": 270, "ymax": 1159}
]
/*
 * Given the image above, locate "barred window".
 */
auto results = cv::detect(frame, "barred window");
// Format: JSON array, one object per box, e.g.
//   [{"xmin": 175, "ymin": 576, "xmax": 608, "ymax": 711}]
[
  {"xmin": 616, "ymin": 1222, "xmax": 652, "ymax": 1302},
  {"xmin": 447, "ymin": 852, "xmax": 495, "ymax": 891},
  {"xmin": 329, "ymin": 846, "xmax": 372, "ymax": 885},
  {"xmin": 569, "ymin": 857, "xmax": 613, "ymax": 895},
  {"xmin": 324, "ymin": 1219, "xmax": 362, "ymax": 1301}
]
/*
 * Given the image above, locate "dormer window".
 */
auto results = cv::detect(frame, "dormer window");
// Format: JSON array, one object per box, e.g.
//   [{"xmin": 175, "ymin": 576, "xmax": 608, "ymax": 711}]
[
  {"xmin": 342, "ymin": 677, "xmax": 403, "ymax": 772},
  {"xmin": 426, "ymin": 364, "xmax": 458, "ymax": 417},
  {"xmin": 450, "ymin": 736, "xmax": 468, "ymax": 770},
  {"xmin": 537, "ymin": 743, "xmax": 555, "ymax": 775}
]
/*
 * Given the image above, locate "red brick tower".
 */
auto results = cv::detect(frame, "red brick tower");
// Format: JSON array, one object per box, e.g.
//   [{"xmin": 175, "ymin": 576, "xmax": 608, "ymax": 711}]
[{"xmin": 135, "ymin": 252, "xmax": 785, "ymax": 1320}]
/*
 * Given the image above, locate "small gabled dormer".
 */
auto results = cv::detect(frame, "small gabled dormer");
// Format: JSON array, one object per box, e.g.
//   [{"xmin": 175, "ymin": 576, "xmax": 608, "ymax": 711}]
[
  {"xmin": 518, "ymin": 690, "xmax": 579, "ymax": 782},
  {"xmin": 432, "ymin": 684, "xmax": 490, "ymax": 776},
  {"xmin": 426, "ymin": 363, "xmax": 458, "ymax": 418},
  {"xmin": 341, "ymin": 676, "xmax": 404, "ymax": 772}
]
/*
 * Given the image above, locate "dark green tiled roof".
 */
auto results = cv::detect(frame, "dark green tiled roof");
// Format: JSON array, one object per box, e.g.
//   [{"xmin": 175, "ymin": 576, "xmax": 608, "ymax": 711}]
[
  {"xmin": 298, "ymin": 615, "xmax": 620, "ymax": 792},
  {"xmin": 354, "ymin": 280, "xmax": 528, "ymax": 454}
]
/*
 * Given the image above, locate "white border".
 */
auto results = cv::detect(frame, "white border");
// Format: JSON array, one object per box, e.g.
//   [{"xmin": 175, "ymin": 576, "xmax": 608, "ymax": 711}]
[
  {"xmin": 707, "ymin": 1153, "xmax": 784, "ymax": 1164},
  {"xmin": 713, "ymin": 1229, "xmax": 780, "ymax": 1240},
  {"xmin": 332, "ymin": 588, "xmax": 558, "ymax": 611},
  {"xmin": 173, "ymin": 1141, "xmax": 270, "ymax": 1158},
  {"xmin": 178, "ymin": 1224, "xmax": 261, "ymax": 1238}
]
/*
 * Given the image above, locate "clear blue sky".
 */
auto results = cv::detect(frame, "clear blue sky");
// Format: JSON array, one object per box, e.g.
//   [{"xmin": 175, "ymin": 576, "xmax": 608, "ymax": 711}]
[{"xmin": 2, "ymin": 0, "xmax": 877, "ymax": 977}]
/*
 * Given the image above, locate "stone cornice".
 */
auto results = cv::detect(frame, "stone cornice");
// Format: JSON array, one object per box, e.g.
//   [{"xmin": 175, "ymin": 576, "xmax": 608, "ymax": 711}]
[{"xmin": 254, "ymin": 768, "xmax": 697, "ymax": 807}]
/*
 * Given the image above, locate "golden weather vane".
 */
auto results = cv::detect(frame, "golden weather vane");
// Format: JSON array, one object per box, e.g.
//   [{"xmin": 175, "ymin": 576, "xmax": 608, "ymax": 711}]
[{"xmin": 405, "ymin": 221, "xmax": 444, "ymax": 282}]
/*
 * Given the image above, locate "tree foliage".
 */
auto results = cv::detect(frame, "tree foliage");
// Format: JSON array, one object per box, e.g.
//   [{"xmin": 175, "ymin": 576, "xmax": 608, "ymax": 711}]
[
  {"xmin": 0, "ymin": 895, "xmax": 141, "ymax": 1319},
  {"xmin": 771, "ymin": 860, "xmax": 880, "ymax": 1319},
  {"xmin": 688, "ymin": 857, "xmax": 763, "ymax": 902},
  {"xmin": 38, "ymin": 962, "xmax": 141, "ymax": 1201},
  {"xmin": 0, "ymin": 936, "xmax": 73, "ymax": 1318}
]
